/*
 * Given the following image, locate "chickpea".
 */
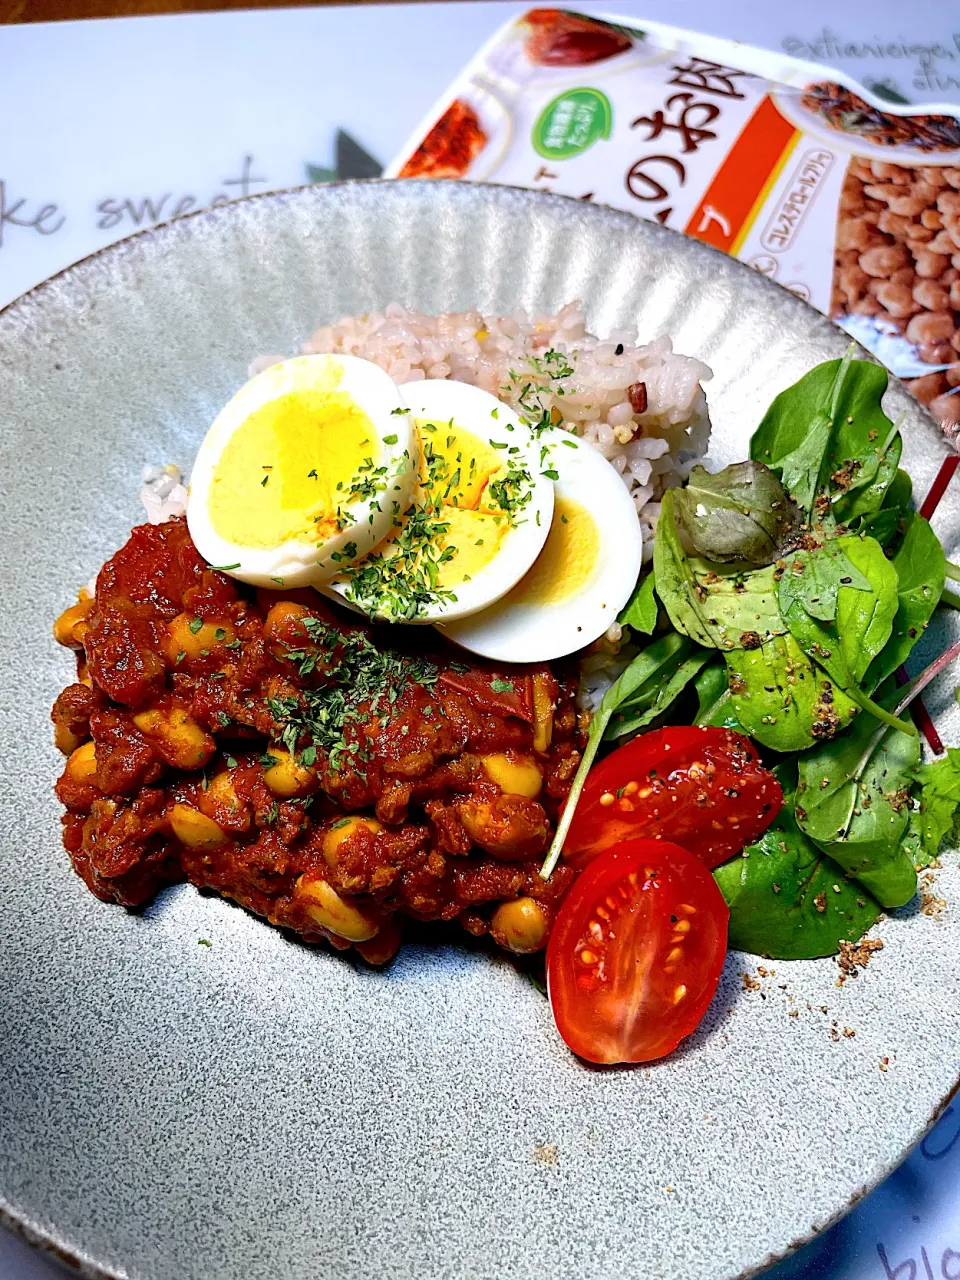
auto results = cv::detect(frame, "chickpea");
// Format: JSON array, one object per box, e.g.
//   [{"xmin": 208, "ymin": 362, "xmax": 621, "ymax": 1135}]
[
  {"xmin": 65, "ymin": 740, "xmax": 98, "ymax": 785},
  {"xmin": 858, "ymin": 244, "xmax": 909, "ymax": 277},
  {"xmin": 904, "ymin": 223, "xmax": 934, "ymax": 245},
  {"xmin": 296, "ymin": 876, "xmax": 379, "ymax": 942},
  {"xmin": 458, "ymin": 794, "xmax": 550, "ymax": 860},
  {"xmin": 170, "ymin": 803, "xmax": 227, "ymax": 851},
  {"xmin": 919, "ymin": 167, "xmax": 949, "ymax": 189},
  {"xmin": 951, "ymin": 280, "xmax": 960, "ymax": 311},
  {"xmin": 890, "ymin": 266, "xmax": 916, "ymax": 286},
  {"xmin": 55, "ymin": 721, "xmax": 86, "ymax": 756},
  {"xmin": 836, "ymin": 218, "xmax": 878, "ymax": 252},
  {"xmin": 132, "ymin": 704, "xmax": 216, "ymax": 770},
  {"xmin": 490, "ymin": 898, "xmax": 550, "ymax": 955},
  {"xmin": 355, "ymin": 916, "xmax": 403, "ymax": 966},
  {"xmin": 921, "ymin": 208, "xmax": 944, "ymax": 231},
  {"xmin": 869, "ymin": 281, "xmax": 918, "ymax": 321},
  {"xmin": 161, "ymin": 613, "xmax": 234, "ymax": 666},
  {"xmin": 938, "ymin": 191, "xmax": 960, "ymax": 218},
  {"xmin": 262, "ymin": 748, "xmax": 314, "ymax": 798},
  {"xmin": 197, "ymin": 770, "xmax": 251, "ymax": 830},
  {"xmin": 927, "ymin": 230, "xmax": 959, "ymax": 256},
  {"xmin": 905, "ymin": 311, "xmax": 956, "ymax": 346},
  {"xmin": 912, "ymin": 280, "xmax": 950, "ymax": 312},
  {"xmin": 322, "ymin": 816, "xmax": 382, "ymax": 866},
  {"xmin": 53, "ymin": 598, "xmax": 94, "ymax": 649},
  {"xmin": 839, "ymin": 187, "xmax": 864, "ymax": 214},
  {"xmin": 907, "ymin": 373, "xmax": 947, "ymax": 406},
  {"xmin": 851, "ymin": 295, "xmax": 882, "ymax": 319},
  {"xmin": 887, "ymin": 194, "xmax": 929, "ymax": 218},
  {"xmin": 913, "ymin": 248, "xmax": 951, "ymax": 279},
  {"xmin": 838, "ymin": 264, "xmax": 869, "ymax": 299},
  {"xmin": 871, "ymin": 161, "xmax": 906, "ymax": 182},
  {"xmin": 918, "ymin": 342, "xmax": 956, "ymax": 366},
  {"xmin": 480, "ymin": 751, "xmax": 543, "ymax": 799},
  {"xmin": 263, "ymin": 601, "xmax": 310, "ymax": 647}
]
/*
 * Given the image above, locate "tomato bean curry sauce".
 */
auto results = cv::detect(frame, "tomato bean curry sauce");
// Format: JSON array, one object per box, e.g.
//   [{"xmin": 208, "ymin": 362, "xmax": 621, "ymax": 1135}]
[{"xmin": 52, "ymin": 518, "xmax": 580, "ymax": 965}]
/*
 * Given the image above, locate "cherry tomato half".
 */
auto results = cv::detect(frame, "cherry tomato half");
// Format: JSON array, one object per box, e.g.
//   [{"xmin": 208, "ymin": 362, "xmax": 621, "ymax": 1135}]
[
  {"xmin": 547, "ymin": 839, "xmax": 729, "ymax": 1064},
  {"xmin": 563, "ymin": 726, "xmax": 781, "ymax": 871}
]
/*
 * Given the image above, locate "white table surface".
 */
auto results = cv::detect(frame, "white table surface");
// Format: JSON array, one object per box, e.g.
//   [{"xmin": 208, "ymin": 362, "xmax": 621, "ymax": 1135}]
[{"xmin": 2, "ymin": 2, "xmax": 959, "ymax": 1276}]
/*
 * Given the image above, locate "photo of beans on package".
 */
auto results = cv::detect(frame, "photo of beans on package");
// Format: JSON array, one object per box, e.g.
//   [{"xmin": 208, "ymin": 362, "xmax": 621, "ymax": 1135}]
[{"xmin": 388, "ymin": 9, "xmax": 960, "ymax": 428}]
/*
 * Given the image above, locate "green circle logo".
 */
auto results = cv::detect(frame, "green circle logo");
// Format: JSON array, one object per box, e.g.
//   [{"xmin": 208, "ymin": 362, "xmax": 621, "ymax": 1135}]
[{"xmin": 532, "ymin": 87, "xmax": 613, "ymax": 160}]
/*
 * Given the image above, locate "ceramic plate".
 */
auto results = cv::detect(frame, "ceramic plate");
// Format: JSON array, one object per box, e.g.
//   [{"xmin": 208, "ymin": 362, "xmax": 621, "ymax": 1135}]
[{"xmin": 1, "ymin": 180, "xmax": 958, "ymax": 1280}]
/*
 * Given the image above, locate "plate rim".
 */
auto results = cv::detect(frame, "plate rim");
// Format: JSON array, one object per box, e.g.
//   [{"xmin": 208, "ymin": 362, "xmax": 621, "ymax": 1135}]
[{"xmin": 2, "ymin": 176, "xmax": 958, "ymax": 1280}]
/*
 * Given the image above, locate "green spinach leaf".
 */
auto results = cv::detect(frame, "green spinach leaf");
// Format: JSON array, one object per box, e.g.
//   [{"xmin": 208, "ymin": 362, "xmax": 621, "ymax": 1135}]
[
  {"xmin": 796, "ymin": 688, "xmax": 919, "ymax": 907},
  {"xmin": 864, "ymin": 514, "xmax": 945, "ymax": 688},
  {"xmin": 829, "ymin": 366, "xmax": 902, "ymax": 522},
  {"xmin": 750, "ymin": 354, "xmax": 855, "ymax": 513},
  {"xmin": 654, "ymin": 491, "xmax": 786, "ymax": 651},
  {"xmin": 882, "ymin": 468, "xmax": 913, "ymax": 514},
  {"xmin": 750, "ymin": 353, "xmax": 900, "ymax": 520},
  {"xmin": 693, "ymin": 661, "xmax": 743, "ymax": 730},
  {"xmin": 605, "ymin": 635, "xmax": 710, "ymax": 740},
  {"xmin": 856, "ymin": 468, "xmax": 913, "ymax": 546},
  {"xmin": 674, "ymin": 461, "xmax": 796, "ymax": 566},
  {"xmin": 777, "ymin": 541, "xmax": 873, "ymax": 624},
  {"xmin": 911, "ymin": 747, "xmax": 960, "ymax": 867},
  {"xmin": 725, "ymin": 632, "xmax": 857, "ymax": 752},
  {"xmin": 714, "ymin": 815, "xmax": 882, "ymax": 960},
  {"xmin": 778, "ymin": 536, "xmax": 908, "ymax": 733},
  {"xmin": 618, "ymin": 570, "xmax": 658, "ymax": 634}
]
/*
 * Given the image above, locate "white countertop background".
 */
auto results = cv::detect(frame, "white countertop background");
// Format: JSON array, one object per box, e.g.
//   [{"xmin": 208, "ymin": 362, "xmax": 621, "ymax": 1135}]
[{"xmin": 2, "ymin": 3, "xmax": 959, "ymax": 1276}]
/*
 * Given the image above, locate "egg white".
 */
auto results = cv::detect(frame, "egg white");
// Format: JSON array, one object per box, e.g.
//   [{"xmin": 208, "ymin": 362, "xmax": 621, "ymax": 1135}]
[
  {"xmin": 187, "ymin": 355, "xmax": 416, "ymax": 589},
  {"xmin": 437, "ymin": 427, "xmax": 643, "ymax": 661},
  {"xmin": 325, "ymin": 379, "xmax": 554, "ymax": 623}
]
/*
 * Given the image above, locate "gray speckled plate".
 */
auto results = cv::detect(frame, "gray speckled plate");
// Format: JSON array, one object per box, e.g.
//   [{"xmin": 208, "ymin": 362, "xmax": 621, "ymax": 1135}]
[{"xmin": 1, "ymin": 180, "xmax": 959, "ymax": 1280}]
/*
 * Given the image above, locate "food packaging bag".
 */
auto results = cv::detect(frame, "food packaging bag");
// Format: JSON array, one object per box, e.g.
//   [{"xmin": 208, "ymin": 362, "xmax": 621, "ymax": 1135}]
[{"xmin": 386, "ymin": 8, "xmax": 960, "ymax": 430}]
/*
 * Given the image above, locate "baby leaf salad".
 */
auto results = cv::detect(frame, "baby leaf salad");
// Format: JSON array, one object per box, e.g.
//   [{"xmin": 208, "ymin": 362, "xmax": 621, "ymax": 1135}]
[{"xmin": 541, "ymin": 350, "xmax": 960, "ymax": 1065}]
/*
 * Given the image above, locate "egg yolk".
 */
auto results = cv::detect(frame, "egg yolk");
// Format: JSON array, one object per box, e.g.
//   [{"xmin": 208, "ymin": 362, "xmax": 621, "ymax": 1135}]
[
  {"xmin": 434, "ymin": 507, "xmax": 508, "ymax": 588},
  {"xmin": 501, "ymin": 495, "xmax": 598, "ymax": 605},
  {"xmin": 418, "ymin": 418, "xmax": 506, "ymax": 510},
  {"xmin": 415, "ymin": 419, "xmax": 512, "ymax": 584},
  {"xmin": 333, "ymin": 418, "xmax": 522, "ymax": 615},
  {"xmin": 208, "ymin": 386, "xmax": 379, "ymax": 548}
]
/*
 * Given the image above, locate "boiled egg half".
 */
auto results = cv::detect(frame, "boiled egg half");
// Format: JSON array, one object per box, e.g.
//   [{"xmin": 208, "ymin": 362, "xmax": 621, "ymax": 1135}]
[
  {"xmin": 324, "ymin": 380, "xmax": 554, "ymax": 622},
  {"xmin": 437, "ymin": 427, "xmax": 643, "ymax": 661},
  {"xmin": 187, "ymin": 355, "xmax": 417, "ymax": 589}
]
